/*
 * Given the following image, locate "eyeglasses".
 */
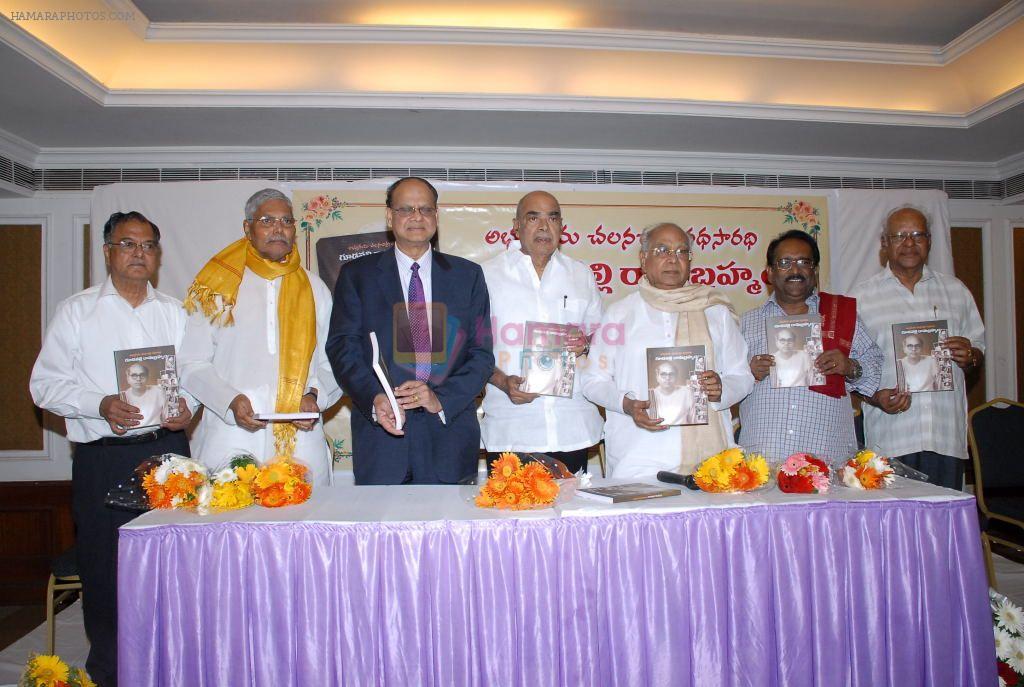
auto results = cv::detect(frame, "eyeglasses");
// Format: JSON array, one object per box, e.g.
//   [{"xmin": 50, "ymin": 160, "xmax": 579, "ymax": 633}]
[
  {"xmin": 250, "ymin": 216, "xmax": 297, "ymax": 228},
  {"xmin": 392, "ymin": 206, "xmax": 438, "ymax": 218},
  {"xmin": 106, "ymin": 239, "xmax": 160, "ymax": 254},
  {"xmin": 649, "ymin": 246, "xmax": 691, "ymax": 259},
  {"xmin": 773, "ymin": 257, "xmax": 815, "ymax": 270},
  {"xmin": 128, "ymin": 372, "xmax": 148, "ymax": 379},
  {"xmin": 886, "ymin": 231, "xmax": 930, "ymax": 244},
  {"xmin": 523, "ymin": 213, "xmax": 562, "ymax": 226}
]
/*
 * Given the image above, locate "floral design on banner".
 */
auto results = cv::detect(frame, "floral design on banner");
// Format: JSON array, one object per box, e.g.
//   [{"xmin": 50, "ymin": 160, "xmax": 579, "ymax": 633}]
[
  {"xmin": 776, "ymin": 200, "xmax": 822, "ymax": 236},
  {"xmin": 299, "ymin": 194, "xmax": 345, "ymax": 234},
  {"xmin": 991, "ymin": 589, "xmax": 1024, "ymax": 685}
]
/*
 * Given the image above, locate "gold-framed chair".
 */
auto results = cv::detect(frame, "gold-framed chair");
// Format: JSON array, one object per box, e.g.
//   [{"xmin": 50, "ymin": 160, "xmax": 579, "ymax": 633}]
[
  {"xmin": 46, "ymin": 547, "xmax": 82, "ymax": 655},
  {"xmin": 968, "ymin": 397, "xmax": 1024, "ymax": 588}
]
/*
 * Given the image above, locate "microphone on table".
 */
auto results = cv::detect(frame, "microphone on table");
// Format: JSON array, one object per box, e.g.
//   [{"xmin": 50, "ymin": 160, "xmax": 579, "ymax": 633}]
[{"xmin": 657, "ymin": 471, "xmax": 700, "ymax": 491}]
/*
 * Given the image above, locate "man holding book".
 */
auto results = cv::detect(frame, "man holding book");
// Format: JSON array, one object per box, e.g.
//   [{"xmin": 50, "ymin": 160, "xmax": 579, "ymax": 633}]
[
  {"xmin": 480, "ymin": 191, "xmax": 604, "ymax": 473},
  {"xmin": 178, "ymin": 188, "xmax": 341, "ymax": 484},
  {"xmin": 581, "ymin": 222, "xmax": 753, "ymax": 477},
  {"xmin": 326, "ymin": 177, "xmax": 493, "ymax": 484},
  {"xmin": 30, "ymin": 211, "xmax": 193, "ymax": 687},
  {"xmin": 739, "ymin": 229, "xmax": 882, "ymax": 465},
  {"xmin": 852, "ymin": 205, "xmax": 984, "ymax": 488}
]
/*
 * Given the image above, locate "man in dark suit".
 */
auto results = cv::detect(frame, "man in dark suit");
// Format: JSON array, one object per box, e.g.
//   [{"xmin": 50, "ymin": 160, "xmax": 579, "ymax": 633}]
[{"xmin": 326, "ymin": 177, "xmax": 494, "ymax": 484}]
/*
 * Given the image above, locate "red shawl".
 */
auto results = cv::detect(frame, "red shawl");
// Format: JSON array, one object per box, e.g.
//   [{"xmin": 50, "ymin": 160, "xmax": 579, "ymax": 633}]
[{"xmin": 810, "ymin": 292, "xmax": 857, "ymax": 398}]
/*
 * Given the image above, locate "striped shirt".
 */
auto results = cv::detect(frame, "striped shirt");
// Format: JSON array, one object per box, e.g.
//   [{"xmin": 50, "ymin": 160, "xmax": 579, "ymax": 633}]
[
  {"xmin": 738, "ymin": 292, "xmax": 883, "ymax": 465},
  {"xmin": 851, "ymin": 265, "xmax": 985, "ymax": 460}
]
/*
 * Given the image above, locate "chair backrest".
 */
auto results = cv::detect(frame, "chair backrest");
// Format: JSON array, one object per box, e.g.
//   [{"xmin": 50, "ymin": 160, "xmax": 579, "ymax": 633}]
[{"xmin": 969, "ymin": 399, "xmax": 1024, "ymax": 497}]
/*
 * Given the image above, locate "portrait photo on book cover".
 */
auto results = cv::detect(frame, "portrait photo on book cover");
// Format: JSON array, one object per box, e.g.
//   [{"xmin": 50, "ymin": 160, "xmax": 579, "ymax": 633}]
[
  {"xmin": 646, "ymin": 347, "xmax": 707, "ymax": 426},
  {"xmin": 892, "ymin": 321, "xmax": 952, "ymax": 393},
  {"xmin": 765, "ymin": 317, "xmax": 825, "ymax": 388},
  {"xmin": 114, "ymin": 346, "xmax": 179, "ymax": 428}
]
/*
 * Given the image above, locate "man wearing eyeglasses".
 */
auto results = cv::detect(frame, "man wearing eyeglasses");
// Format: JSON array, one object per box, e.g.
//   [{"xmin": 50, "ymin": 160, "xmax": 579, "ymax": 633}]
[
  {"xmin": 30, "ymin": 211, "xmax": 193, "ymax": 687},
  {"xmin": 852, "ymin": 205, "xmax": 985, "ymax": 489},
  {"xmin": 738, "ymin": 229, "xmax": 883, "ymax": 466},
  {"xmin": 581, "ymin": 222, "xmax": 754, "ymax": 477},
  {"xmin": 479, "ymin": 191, "xmax": 604, "ymax": 474},
  {"xmin": 179, "ymin": 188, "xmax": 341, "ymax": 484},
  {"xmin": 326, "ymin": 177, "xmax": 494, "ymax": 484}
]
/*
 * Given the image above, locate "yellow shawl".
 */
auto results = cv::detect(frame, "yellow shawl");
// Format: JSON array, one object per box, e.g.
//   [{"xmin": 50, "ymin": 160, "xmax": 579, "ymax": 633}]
[{"xmin": 184, "ymin": 238, "xmax": 316, "ymax": 457}]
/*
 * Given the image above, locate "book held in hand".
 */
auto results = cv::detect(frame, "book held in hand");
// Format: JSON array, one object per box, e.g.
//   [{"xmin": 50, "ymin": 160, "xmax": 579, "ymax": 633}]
[
  {"xmin": 891, "ymin": 320, "xmax": 953, "ymax": 393},
  {"xmin": 113, "ymin": 345, "xmax": 179, "ymax": 428},
  {"xmin": 370, "ymin": 331, "xmax": 404, "ymax": 430},
  {"xmin": 577, "ymin": 483, "xmax": 683, "ymax": 504},
  {"xmin": 765, "ymin": 314, "xmax": 825, "ymax": 388},
  {"xmin": 646, "ymin": 346, "xmax": 708, "ymax": 426},
  {"xmin": 520, "ymin": 321, "xmax": 576, "ymax": 397}
]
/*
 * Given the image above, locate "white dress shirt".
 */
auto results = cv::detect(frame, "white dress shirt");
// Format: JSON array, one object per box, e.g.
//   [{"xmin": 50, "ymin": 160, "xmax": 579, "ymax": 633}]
[
  {"xmin": 480, "ymin": 242, "xmax": 605, "ymax": 452},
  {"xmin": 581, "ymin": 291, "xmax": 754, "ymax": 478},
  {"xmin": 851, "ymin": 265, "xmax": 985, "ymax": 460},
  {"xmin": 178, "ymin": 268, "xmax": 342, "ymax": 484},
  {"xmin": 30, "ymin": 277, "xmax": 190, "ymax": 443}
]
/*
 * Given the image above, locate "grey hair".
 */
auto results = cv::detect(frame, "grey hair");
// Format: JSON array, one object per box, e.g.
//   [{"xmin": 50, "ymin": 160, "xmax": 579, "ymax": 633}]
[
  {"xmin": 639, "ymin": 222, "xmax": 688, "ymax": 252},
  {"xmin": 882, "ymin": 204, "xmax": 931, "ymax": 235},
  {"xmin": 244, "ymin": 188, "xmax": 291, "ymax": 220}
]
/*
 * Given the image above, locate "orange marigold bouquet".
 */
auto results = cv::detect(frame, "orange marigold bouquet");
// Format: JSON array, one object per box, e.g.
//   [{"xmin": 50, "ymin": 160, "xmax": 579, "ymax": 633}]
[
  {"xmin": 253, "ymin": 456, "xmax": 312, "ymax": 508},
  {"xmin": 475, "ymin": 452, "xmax": 564, "ymax": 510},
  {"xmin": 20, "ymin": 653, "xmax": 95, "ymax": 687},
  {"xmin": 693, "ymin": 447, "xmax": 770, "ymax": 493},
  {"xmin": 141, "ymin": 455, "xmax": 209, "ymax": 510},
  {"xmin": 840, "ymin": 449, "xmax": 895, "ymax": 489}
]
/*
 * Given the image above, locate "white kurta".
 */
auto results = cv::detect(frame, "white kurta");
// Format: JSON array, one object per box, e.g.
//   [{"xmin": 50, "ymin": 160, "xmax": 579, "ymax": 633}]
[
  {"xmin": 581, "ymin": 291, "xmax": 754, "ymax": 478},
  {"xmin": 480, "ymin": 242, "xmax": 605, "ymax": 452},
  {"xmin": 178, "ymin": 268, "xmax": 342, "ymax": 484}
]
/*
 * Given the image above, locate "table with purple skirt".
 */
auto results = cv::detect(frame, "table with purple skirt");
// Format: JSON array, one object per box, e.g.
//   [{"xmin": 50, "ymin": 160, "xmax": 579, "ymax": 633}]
[{"xmin": 118, "ymin": 477, "xmax": 997, "ymax": 686}]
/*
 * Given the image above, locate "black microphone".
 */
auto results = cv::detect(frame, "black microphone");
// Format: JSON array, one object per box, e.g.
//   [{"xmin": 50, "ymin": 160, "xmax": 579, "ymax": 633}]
[{"xmin": 657, "ymin": 471, "xmax": 700, "ymax": 491}]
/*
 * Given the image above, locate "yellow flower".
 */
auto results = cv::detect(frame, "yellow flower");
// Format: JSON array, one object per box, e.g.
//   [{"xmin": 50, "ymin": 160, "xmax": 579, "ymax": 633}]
[
  {"xmin": 26, "ymin": 654, "xmax": 69, "ymax": 687},
  {"xmin": 234, "ymin": 463, "xmax": 259, "ymax": 484},
  {"xmin": 854, "ymin": 449, "xmax": 876, "ymax": 465},
  {"xmin": 748, "ymin": 455, "xmax": 769, "ymax": 485},
  {"xmin": 72, "ymin": 667, "xmax": 97, "ymax": 687},
  {"xmin": 717, "ymin": 448, "xmax": 745, "ymax": 469}
]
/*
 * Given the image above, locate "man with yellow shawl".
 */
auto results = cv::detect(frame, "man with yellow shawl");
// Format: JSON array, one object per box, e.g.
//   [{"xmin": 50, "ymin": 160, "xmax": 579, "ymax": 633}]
[
  {"xmin": 581, "ymin": 222, "xmax": 754, "ymax": 478},
  {"xmin": 179, "ymin": 188, "xmax": 341, "ymax": 483}
]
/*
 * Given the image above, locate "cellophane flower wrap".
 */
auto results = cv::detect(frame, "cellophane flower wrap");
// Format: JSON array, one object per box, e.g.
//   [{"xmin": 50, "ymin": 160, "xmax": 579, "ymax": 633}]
[
  {"xmin": 840, "ymin": 449, "xmax": 895, "ymax": 490},
  {"xmin": 777, "ymin": 452, "xmax": 831, "ymax": 494},
  {"xmin": 141, "ymin": 454, "xmax": 209, "ymax": 509},
  {"xmin": 475, "ymin": 452, "xmax": 566, "ymax": 510},
  {"xmin": 20, "ymin": 653, "xmax": 95, "ymax": 687},
  {"xmin": 693, "ymin": 447, "xmax": 770, "ymax": 493},
  {"xmin": 253, "ymin": 455, "xmax": 312, "ymax": 507},
  {"xmin": 991, "ymin": 589, "xmax": 1024, "ymax": 686},
  {"xmin": 197, "ymin": 454, "xmax": 259, "ymax": 515}
]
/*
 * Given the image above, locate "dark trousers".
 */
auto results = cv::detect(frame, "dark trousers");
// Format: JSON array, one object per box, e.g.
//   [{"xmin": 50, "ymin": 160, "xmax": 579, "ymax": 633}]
[
  {"xmin": 896, "ymin": 450, "xmax": 965, "ymax": 490},
  {"xmin": 72, "ymin": 431, "xmax": 189, "ymax": 687},
  {"xmin": 485, "ymin": 448, "xmax": 591, "ymax": 475}
]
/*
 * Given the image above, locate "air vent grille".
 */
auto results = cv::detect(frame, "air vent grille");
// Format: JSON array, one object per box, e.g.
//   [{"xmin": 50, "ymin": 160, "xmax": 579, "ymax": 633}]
[{"xmin": 0, "ymin": 161, "xmax": 1005, "ymax": 201}]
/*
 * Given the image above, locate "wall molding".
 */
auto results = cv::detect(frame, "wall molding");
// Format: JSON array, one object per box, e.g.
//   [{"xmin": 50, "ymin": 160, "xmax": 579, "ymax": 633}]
[
  {"xmin": 0, "ymin": 15, "xmax": 107, "ymax": 105},
  {"xmin": 111, "ymin": 0, "xmax": 1024, "ymax": 68}
]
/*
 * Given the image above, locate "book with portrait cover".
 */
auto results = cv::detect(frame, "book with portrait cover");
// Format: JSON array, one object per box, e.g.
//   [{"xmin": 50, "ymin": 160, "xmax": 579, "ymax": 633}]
[
  {"xmin": 577, "ymin": 483, "xmax": 682, "ymax": 504},
  {"xmin": 646, "ymin": 345, "xmax": 707, "ymax": 426},
  {"xmin": 524, "ymin": 321, "xmax": 572, "ymax": 349},
  {"xmin": 892, "ymin": 320, "xmax": 953, "ymax": 393},
  {"xmin": 765, "ymin": 314, "xmax": 825, "ymax": 388},
  {"xmin": 113, "ymin": 345, "xmax": 179, "ymax": 428},
  {"xmin": 520, "ymin": 348, "xmax": 575, "ymax": 397}
]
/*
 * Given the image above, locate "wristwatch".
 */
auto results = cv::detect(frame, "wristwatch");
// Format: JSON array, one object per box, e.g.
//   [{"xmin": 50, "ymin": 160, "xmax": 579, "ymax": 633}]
[{"xmin": 845, "ymin": 359, "xmax": 863, "ymax": 382}]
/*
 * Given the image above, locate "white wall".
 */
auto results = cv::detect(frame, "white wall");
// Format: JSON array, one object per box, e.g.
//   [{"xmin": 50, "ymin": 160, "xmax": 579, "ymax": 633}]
[
  {"xmin": 0, "ymin": 191, "xmax": 1019, "ymax": 482},
  {"xmin": 0, "ymin": 193, "xmax": 89, "ymax": 481}
]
